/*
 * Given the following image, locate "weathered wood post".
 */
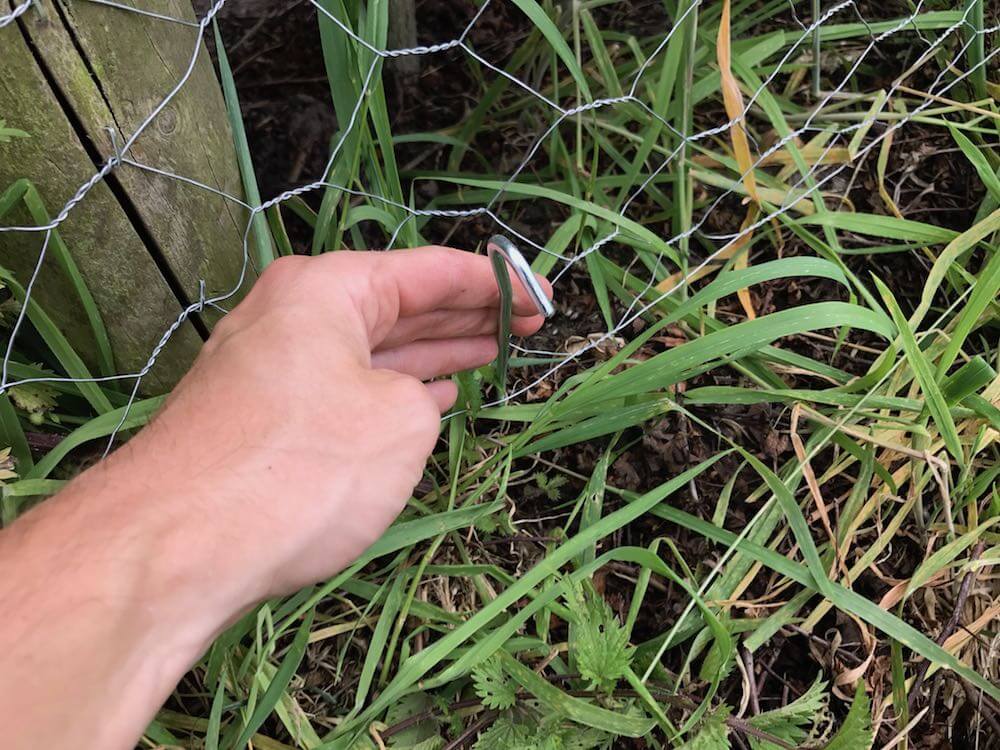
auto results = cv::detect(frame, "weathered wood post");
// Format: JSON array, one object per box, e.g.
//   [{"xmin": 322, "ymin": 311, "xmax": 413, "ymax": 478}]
[{"xmin": 0, "ymin": 0, "xmax": 250, "ymax": 392}]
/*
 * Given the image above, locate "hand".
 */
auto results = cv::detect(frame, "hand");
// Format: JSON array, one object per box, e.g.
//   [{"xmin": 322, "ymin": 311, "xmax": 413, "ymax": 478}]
[
  {"xmin": 0, "ymin": 246, "xmax": 551, "ymax": 750},
  {"xmin": 123, "ymin": 246, "xmax": 550, "ymax": 606}
]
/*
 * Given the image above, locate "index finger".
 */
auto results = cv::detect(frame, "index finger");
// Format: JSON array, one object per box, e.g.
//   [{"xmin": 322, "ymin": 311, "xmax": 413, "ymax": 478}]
[{"xmin": 372, "ymin": 246, "xmax": 554, "ymax": 318}]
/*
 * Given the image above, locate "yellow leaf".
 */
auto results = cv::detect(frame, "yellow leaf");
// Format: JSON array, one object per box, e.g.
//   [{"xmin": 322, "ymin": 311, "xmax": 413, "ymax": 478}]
[
  {"xmin": 717, "ymin": 0, "xmax": 759, "ymax": 204},
  {"xmin": 655, "ymin": 206, "xmax": 759, "ymax": 308},
  {"xmin": 717, "ymin": 0, "xmax": 757, "ymax": 319},
  {"xmin": 733, "ymin": 208, "xmax": 758, "ymax": 320},
  {"xmin": 876, "ymin": 128, "xmax": 903, "ymax": 220}
]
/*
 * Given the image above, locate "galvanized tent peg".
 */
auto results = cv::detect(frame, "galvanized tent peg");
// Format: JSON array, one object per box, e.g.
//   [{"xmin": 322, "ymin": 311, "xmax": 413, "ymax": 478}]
[
  {"xmin": 486, "ymin": 235, "xmax": 555, "ymax": 319},
  {"xmin": 486, "ymin": 235, "xmax": 554, "ymax": 394}
]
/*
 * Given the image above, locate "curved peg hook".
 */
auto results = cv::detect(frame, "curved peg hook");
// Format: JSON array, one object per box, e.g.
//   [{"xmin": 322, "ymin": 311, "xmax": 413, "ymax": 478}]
[{"xmin": 487, "ymin": 235, "xmax": 555, "ymax": 319}]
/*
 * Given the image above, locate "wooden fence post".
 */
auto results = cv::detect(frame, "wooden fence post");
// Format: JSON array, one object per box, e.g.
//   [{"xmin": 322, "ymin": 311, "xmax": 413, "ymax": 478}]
[{"xmin": 0, "ymin": 0, "xmax": 251, "ymax": 392}]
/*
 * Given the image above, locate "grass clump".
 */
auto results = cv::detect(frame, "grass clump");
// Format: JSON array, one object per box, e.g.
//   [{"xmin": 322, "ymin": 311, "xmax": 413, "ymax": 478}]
[{"xmin": 1, "ymin": 0, "xmax": 998, "ymax": 747}]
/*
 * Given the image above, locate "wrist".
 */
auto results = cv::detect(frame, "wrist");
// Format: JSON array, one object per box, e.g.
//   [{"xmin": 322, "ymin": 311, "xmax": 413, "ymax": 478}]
[
  {"xmin": 42, "ymin": 449, "xmax": 253, "ymax": 675},
  {"xmin": 0, "ymin": 451, "xmax": 249, "ymax": 748}
]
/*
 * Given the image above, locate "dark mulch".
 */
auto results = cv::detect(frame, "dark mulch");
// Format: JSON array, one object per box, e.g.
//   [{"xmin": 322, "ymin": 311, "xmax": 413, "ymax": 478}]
[{"xmin": 191, "ymin": 1, "xmax": 995, "ymax": 747}]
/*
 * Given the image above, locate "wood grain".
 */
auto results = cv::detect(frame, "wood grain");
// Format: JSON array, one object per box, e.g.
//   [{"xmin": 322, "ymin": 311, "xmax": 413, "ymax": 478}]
[{"xmin": 0, "ymin": 0, "xmax": 255, "ymax": 391}]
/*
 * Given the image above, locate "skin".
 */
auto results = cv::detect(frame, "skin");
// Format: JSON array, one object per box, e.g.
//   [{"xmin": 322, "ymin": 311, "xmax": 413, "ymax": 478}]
[{"xmin": 0, "ymin": 246, "xmax": 551, "ymax": 750}]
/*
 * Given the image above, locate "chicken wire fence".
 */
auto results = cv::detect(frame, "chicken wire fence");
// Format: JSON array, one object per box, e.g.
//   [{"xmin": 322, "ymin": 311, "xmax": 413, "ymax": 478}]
[{"xmin": 0, "ymin": 0, "xmax": 997, "ymax": 450}]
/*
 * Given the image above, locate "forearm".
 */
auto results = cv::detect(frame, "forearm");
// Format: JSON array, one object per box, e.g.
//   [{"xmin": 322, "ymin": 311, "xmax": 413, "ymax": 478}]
[
  {"xmin": 0, "ymin": 248, "xmax": 547, "ymax": 748},
  {"xmin": 0, "ymin": 447, "xmax": 238, "ymax": 749}
]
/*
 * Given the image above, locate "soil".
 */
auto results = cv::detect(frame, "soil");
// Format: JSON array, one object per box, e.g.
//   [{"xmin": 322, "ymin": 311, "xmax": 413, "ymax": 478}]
[{"xmin": 178, "ymin": 0, "xmax": 998, "ymax": 747}]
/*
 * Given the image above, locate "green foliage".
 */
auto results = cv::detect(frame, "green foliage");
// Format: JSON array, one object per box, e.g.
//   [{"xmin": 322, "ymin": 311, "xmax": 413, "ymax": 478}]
[
  {"xmin": 557, "ymin": 725, "xmax": 614, "ymax": 750},
  {"xmin": 0, "ymin": 119, "xmax": 29, "ymax": 143},
  {"xmin": 472, "ymin": 654, "xmax": 518, "ymax": 710},
  {"xmin": 534, "ymin": 471, "xmax": 570, "ymax": 500},
  {"xmin": 747, "ymin": 677, "xmax": 829, "ymax": 749},
  {"xmin": 0, "ymin": 447, "xmax": 17, "ymax": 484},
  {"xmin": 565, "ymin": 581, "xmax": 634, "ymax": 691},
  {"xmin": 0, "ymin": 281, "xmax": 21, "ymax": 327},
  {"xmin": 473, "ymin": 716, "xmax": 533, "ymax": 750},
  {"xmin": 680, "ymin": 679, "xmax": 844, "ymax": 749},
  {"xmin": 8, "ymin": 380, "xmax": 58, "ymax": 425},
  {"xmin": 471, "ymin": 509, "xmax": 515, "ymax": 536},
  {"xmin": 678, "ymin": 708, "xmax": 730, "ymax": 749},
  {"xmin": 823, "ymin": 685, "xmax": 874, "ymax": 750},
  {"xmin": 400, "ymin": 737, "xmax": 444, "ymax": 750},
  {"xmin": 383, "ymin": 692, "xmax": 444, "ymax": 749},
  {"xmin": 473, "ymin": 715, "xmax": 611, "ymax": 750},
  {"xmin": 949, "ymin": 126, "xmax": 1000, "ymax": 203},
  {"xmin": 989, "ymin": 486, "xmax": 1000, "ymax": 522}
]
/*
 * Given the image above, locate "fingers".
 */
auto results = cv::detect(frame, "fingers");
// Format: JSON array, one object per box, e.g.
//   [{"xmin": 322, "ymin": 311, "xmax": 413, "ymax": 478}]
[
  {"xmin": 425, "ymin": 380, "xmax": 458, "ymax": 412},
  {"xmin": 376, "ymin": 307, "xmax": 547, "ymax": 350},
  {"xmin": 371, "ymin": 335, "xmax": 498, "ymax": 381},
  {"xmin": 250, "ymin": 249, "xmax": 553, "ymax": 359},
  {"xmin": 363, "ymin": 246, "xmax": 552, "ymax": 329}
]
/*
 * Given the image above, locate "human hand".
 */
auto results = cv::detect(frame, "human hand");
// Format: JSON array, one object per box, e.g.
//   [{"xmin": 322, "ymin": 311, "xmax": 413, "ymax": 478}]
[
  {"xmin": 0, "ymin": 246, "xmax": 551, "ymax": 749},
  {"xmin": 103, "ymin": 246, "xmax": 551, "ymax": 615}
]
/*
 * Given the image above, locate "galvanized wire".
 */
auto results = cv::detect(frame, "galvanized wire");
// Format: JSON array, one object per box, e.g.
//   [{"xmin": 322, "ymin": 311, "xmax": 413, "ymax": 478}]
[{"xmin": 0, "ymin": 0, "xmax": 996, "ymax": 448}]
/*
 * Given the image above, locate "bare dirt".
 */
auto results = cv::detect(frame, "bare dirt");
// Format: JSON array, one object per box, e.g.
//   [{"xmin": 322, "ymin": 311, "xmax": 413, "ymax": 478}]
[{"xmin": 195, "ymin": 1, "xmax": 997, "ymax": 747}]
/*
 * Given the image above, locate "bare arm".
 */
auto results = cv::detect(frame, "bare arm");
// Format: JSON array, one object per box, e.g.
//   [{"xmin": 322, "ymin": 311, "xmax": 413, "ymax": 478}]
[{"xmin": 0, "ymin": 247, "xmax": 550, "ymax": 749}]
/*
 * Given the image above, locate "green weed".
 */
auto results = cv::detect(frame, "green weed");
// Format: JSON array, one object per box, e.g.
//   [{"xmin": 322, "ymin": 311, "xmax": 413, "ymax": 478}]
[{"xmin": 1, "ymin": 0, "xmax": 997, "ymax": 747}]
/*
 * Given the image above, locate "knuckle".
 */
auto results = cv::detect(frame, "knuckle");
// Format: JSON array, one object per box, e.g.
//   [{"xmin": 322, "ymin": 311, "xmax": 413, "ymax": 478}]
[
  {"xmin": 206, "ymin": 311, "xmax": 236, "ymax": 343},
  {"xmin": 391, "ymin": 374, "xmax": 426, "ymax": 404},
  {"xmin": 393, "ymin": 377, "xmax": 439, "ymax": 430},
  {"xmin": 257, "ymin": 254, "xmax": 308, "ymax": 293},
  {"xmin": 319, "ymin": 252, "xmax": 381, "ymax": 316}
]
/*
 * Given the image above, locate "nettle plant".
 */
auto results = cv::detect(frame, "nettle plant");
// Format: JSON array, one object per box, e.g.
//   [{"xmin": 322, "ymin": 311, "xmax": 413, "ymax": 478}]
[
  {"xmin": 369, "ymin": 580, "xmax": 874, "ymax": 749},
  {"xmin": 2, "ymin": 0, "xmax": 998, "ymax": 745}
]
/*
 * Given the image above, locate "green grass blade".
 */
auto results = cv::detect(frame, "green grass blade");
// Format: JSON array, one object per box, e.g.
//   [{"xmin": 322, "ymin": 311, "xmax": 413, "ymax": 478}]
[
  {"xmin": 232, "ymin": 610, "xmax": 314, "ymax": 748},
  {"xmin": 936, "ymin": 233, "xmax": 1000, "ymax": 377},
  {"xmin": 572, "ymin": 302, "xmax": 894, "ymax": 406},
  {"xmin": 873, "ymin": 277, "xmax": 964, "ymax": 464},
  {"xmin": 509, "ymin": 0, "xmax": 593, "ymax": 101},
  {"xmin": 941, "ymin": 357, "xmax": 996, "ymax": 405},
  {"xmin": 501, "ymin": 649, "xmax": 656, "ymax": 736},
  {"xmin": 648, "ymin": 501, "xmax": 1000, "ymax": 702},
  {"xmin": 910, "ymin": 207, "xmax": 1000, "ymax": 328},
  {"xmin": 903, "ymin": 518, "xmax": 998, "ymax": 600},
  {"xmin": 950, "ymin": 126, "xmax": 1000, "ymax": 203},
  {"xmin": 1, "ymin": 181, "xmax": 116, "ymax": 379},
  {"xmin": 204, "ymin": 682, "xmax": 225, "ymax": 750},
  {"xmin": 327, "ymin": 454, "xmax": 727, "ymax": 741},
  {"xmin": 0, "ymin": 394, "xmax": 31, "ymax": 472},
  {"xmin": 213, "ymin": 21, "xmax": 275, "ymax": 270},
  {"xmin": 802, "ymin": 213, "xmax": 958, "ymax": 244},
  {"xmin": 26, "ymin": 396, "xmax": 165, "ymax": 479},
  {"xmin": 435, "ymin": 176, "xmax": 681, "ymax": 267},
  {"xmin": 964, "ymin": 0, "xmax": 987, "ymax": 101},
  {"xmin": 0, "ymin": 267, "xmax": 113, "ymax": 415}
]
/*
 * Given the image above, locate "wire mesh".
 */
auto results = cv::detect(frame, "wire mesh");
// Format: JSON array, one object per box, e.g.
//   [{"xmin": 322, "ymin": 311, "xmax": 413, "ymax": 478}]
[{"xmin": 0, "ymin": 0, "xmax": 996, "ymax": 444}]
